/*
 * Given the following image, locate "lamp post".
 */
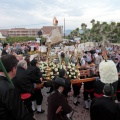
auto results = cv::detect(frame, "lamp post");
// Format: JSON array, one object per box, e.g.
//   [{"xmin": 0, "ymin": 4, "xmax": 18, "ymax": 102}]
[
  {"xmin": 81, "ymin": 23, "xmax": 87, "ymax": 48},
  {"xmin": 64, "ymin": 18, "xmax": 65, "ymax": 39}
]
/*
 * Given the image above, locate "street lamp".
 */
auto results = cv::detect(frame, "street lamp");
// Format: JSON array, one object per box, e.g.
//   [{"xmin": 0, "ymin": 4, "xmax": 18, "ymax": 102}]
[
  {"xmin": 64, "ymin": 18, "xmax": 65, "ymax": 39},
  {"xmin": 81, "ymin": 23, "xmax": 87, "ymax": 48}
]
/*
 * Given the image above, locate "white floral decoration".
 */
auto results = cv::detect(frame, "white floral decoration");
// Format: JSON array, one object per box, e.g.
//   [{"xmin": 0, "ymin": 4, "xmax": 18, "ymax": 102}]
[{"xmin": 99, "ymin": 60, "xmax": 118, "ymax": 83}]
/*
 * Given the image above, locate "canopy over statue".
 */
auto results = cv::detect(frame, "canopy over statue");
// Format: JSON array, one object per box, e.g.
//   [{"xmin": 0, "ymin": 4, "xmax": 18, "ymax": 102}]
[{"xmin": 47, "ymin": 17, "xmax": 63, "ymax": 45}]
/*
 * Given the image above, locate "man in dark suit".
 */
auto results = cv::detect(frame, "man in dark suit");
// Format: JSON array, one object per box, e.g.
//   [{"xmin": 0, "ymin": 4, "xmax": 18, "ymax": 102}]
[
  {"xmin": 44, "ymin": 69, "xmax": 71, "ymax": 98},
  {"xmin": 114, "ymin": 58, "xmax": 120, "ymax": 72},
  {"xmin": 90, "ymin": 84, "xmax": 120, "ymax": 120},
  {"xmin": 1, "ymin": 43, "xmax": 8, "ymax": 56},
  {"xmin": 12, "ymin": 60, "xmax": 34, "ymax": 115},
  {"xmin": 0, "ymin": 54, "xmax": 35, "ymax": 120},
  {"xmin": 47, "ymin": 77, "xmax": 72, "ymax": 120},
  {"xmin": 28, "ymin": 59, "xmax": 45, "ymax": 114}
]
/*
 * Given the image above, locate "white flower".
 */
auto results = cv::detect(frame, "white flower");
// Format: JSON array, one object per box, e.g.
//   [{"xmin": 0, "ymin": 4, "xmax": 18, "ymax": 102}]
[
  {"xmin": 57, "ymin": 64, "xmax": 59, "ymax": 68},
  {"xmin": 63, "ymin": 65, "xmax": 66, "ymax": 69},
  {"xmin": 41, "ymin": 66, "xmax": 45, "ymax": 70},
  {"xmin": 67, "ymin": 72, "xmax": 69, "ymax": 74},
  {"xmin": 75, "ymin": 70, "xmax": 78, "ymax": 72},
  {"xmin": 43, "ymin": 74, "xmax": 46, "ymax": 77},
  {"xmin": 71, "ymin": 73, "xmax": 74, "ymax": 75},
  {"xmin": 51, "ymin": 76, "xmax": 54, "ymax": 79},
  {"xmin": 39, "ymin": 61, "xmax": 42, "ymax": 64},
  {"xmin": 50, "ymin": 72, "xmax": 53, "ymax": 75},
  {"xmin": 69, "ymin": 75, "xmax": 71, "ymax": 78},
  {"xmin": 74, "ymin": 76, "xmax": 76, "ymax": 79},
  {"xmin": 53, "ymin": 65, "xmax": 56, "ymax": 67},
  {"xmin": 72, "ymin": 68, "xmax": 75, "ymax": 70},
  {"xmin": 73, "ymin": 72, "xmax": 75, "ymax": 75},
  {"xmin": 52, "ymin": 67, "xmax": 54, "ymax": 69},
  {"xmin": 57, "ymin": 72, "xmax": 59, "ymax": 75},
  {"xmin": 44, "ymin": 62, "xmax": 47, "ymax": 64},
  {"xmin": 60, "ymin": 65, "xmax": 63, "ymax": 69},
  {"xmin": 55, "ymin": 68, "xmax": 58, "ymax": 72},
  {"xmin": 99, "ymin": 60, "xmax": 118, "ymax": 83},
  {"xmin": 69, "ymin": 65, "xmax": 72, "ymax": 68},
  {"xmin": 72, "ymin": 64, "xmax": 75, "ymax": 67},
  {"xmin": 68, "ymin": 66, "xmax": 71, "ymax": 69}
]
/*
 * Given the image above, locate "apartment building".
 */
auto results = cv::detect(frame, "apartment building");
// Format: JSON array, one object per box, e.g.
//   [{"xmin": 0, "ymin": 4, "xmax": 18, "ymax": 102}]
[
  {"xmin": 0, "ymin": 26, "xmax": 63, "ymax": 37},
  {"xmin": 7, "ymin": 28, "xmax": 40, "ymax": 37}
]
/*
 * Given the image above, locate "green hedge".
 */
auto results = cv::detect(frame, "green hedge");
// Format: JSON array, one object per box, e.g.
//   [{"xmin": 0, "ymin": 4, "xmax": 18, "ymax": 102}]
[{"xmin": 6, "ymin": 36, "xmax": 46, "ymax": 44}]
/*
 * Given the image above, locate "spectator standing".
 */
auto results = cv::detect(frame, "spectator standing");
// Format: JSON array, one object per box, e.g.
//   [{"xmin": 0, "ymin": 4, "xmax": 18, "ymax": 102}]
[
  {"xmin": 47, "ymin": 77, "xmax": 72, "ymax": 120},
  {"xmin": 90, "ymin": 84, "xmax": 120, "ymax": 120},
  {"xmin": 1, "ymin": 43, "xmax": 8, "ymax": 56},
  {"xmin": 12, "ymin": 60, "xmax": 34, "ymax": 116},
  {"xmin": 0, "ymin": 54, "xmax": 35, "ymax": 120},
  {"xmin": 28, "ymin": 59, "xmax": 45, "ymax": 114}
]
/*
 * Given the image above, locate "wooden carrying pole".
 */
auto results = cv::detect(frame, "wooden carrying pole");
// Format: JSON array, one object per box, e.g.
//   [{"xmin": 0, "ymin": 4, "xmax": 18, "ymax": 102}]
[{"xmin": 71, "ymin": 77, "xmax": 96, "ymax": 84}]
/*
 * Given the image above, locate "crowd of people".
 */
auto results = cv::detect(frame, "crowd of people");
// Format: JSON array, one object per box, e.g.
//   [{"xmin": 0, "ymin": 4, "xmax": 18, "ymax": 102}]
[
  {"xmin": 0, "ymin": 41, "xmax": 120, "ymax": 120},
  {"xmin": 0, "ymin": 41, "xmax": 39, "ymax": 56}
]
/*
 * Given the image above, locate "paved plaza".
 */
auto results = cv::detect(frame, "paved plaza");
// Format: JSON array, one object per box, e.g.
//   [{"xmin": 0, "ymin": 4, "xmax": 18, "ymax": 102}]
[{"xmin": 35, "ymin": 87, "xmax": 90, "ymax": 120}]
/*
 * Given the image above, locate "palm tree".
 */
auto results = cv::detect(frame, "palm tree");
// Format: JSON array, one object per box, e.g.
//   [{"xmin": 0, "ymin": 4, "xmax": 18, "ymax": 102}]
[
  {"xmin": 91, "ymin": 19, "xmax": 95, "ymax": 27},
  {"xmin": 116, "ymin": 22, "xmax": 120, "ymax": 32},
  {"xmin": 110, "ymin": 21, "xmax": 116, "ymax": 31},
  {"xmin": 81, "ymin": 23, "xmax": 87, "ymax": 31},
  {"xmin": 75, "ymin": 28, "xmax": 80, "ymax": 36}
]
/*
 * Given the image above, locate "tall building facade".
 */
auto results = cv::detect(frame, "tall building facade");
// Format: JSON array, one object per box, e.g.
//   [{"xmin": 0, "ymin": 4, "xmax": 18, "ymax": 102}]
[
  {"xmin": 0, "ymin": 26, "xmax": 63, "ymax": 37},
  {"xmin": 7, "ymin": 28, "xmax": 40, "ymax": 37}
]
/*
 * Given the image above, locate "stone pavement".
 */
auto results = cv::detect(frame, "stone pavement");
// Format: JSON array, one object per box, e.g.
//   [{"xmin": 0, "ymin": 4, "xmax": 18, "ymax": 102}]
[{"xmin": 34, "ymin": 87, "xmax": 90, "ymax": 120}]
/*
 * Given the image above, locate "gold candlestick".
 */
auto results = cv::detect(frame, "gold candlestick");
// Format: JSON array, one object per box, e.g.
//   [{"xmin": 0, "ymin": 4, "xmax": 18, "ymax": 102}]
[
  {"xmin": 46, "ymin": 38, "xmax": 52, "ymax": 81},
  {"xmin": 75, "ymin": 49, "xmax": 80, "ymax": 79}
]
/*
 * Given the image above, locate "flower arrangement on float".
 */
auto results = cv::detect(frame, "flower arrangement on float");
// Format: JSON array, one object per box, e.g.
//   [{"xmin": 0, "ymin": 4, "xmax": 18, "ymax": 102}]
[
  {"xmin": 66, "ymin": 63, "xmax": 80, "ymax": 79},
  {"xmin": 99, "ymin": 59, "xmax": 118, "ymax": 99},
  {"xmin": 99, "ymin": 60, "xmax": 118, "ymax": 83},
  {"xmin": 38, "ymin": 61, "xmax": 48, "ymax": 79},
  {"xmin": 38, "ymin": 61, "xmax": 59, "ymax": 80},
  {"xmin": 38, "ymin": 61, "xmax": 80, "ymax": 80},
  {"xmin": 49, "ymin": 62, "xmax": 59, "ymax": 79}
]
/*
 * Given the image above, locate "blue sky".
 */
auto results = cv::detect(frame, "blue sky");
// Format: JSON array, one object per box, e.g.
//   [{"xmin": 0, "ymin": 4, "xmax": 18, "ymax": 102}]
[{"xmin": 0, "ymin": 0, "xmax": 120, "ymax": 30}]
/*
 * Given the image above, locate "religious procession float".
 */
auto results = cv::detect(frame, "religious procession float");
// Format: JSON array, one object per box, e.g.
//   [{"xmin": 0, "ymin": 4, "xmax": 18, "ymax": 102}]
[{"xmin": 27, "ymin": 17, "xmax": 119, "ymax": 90}]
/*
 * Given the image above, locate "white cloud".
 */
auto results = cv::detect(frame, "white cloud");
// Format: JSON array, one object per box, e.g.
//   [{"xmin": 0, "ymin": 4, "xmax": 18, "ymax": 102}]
[{"xmin": 0, "ymin": 0, "xmax": 120, "ymax": 29}]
